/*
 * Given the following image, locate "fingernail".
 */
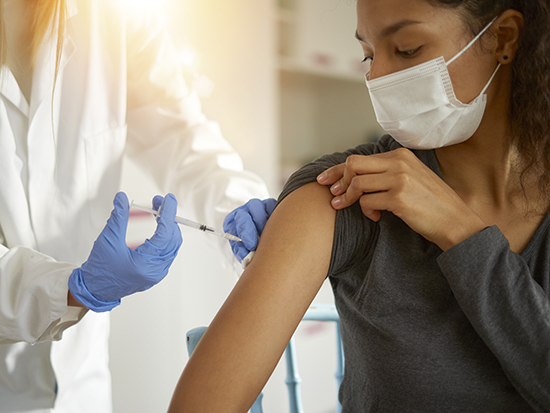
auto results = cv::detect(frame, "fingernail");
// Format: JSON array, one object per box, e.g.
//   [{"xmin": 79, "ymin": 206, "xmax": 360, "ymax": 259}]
[
  {"xmin": 332, "ymin": 197, "xmax": 342, "ymax": 208},
  {"xmin": 317, "ymin": 172, "xmax": 328, "ymax": 183},
  {"xmin": 331, "ymin": 183, "xmax": 341, "ymax": 194}
]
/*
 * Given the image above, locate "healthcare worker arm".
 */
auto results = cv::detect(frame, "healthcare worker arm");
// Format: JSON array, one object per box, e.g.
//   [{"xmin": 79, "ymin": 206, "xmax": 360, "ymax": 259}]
[
  {"xmin": 122, "ymin": 10, "xmax": 269, "ymax": 239},
  {"xmin": 168, "ymin": 182, "xmax": 335, "ymax": 412},
  {"xmin": 0, "ymin": 192, "xmax": 181, "ymax": 343},
  {"xmin": 438, "ymin": 227, "xmax": 550, "ymax": 412},
  {"xmin": 0, "ymin": 239, "xmax": 86, "ymax": 345}
]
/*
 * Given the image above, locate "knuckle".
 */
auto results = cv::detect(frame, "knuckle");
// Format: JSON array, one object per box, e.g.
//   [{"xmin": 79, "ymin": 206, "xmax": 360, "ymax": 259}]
[
  {"xmin": 346, "ymin": 155, "xmax": 361, "ymax": 169},
  {"xmin": 392, "ymin": 191, "xmax": 407, "ymax": 210},
  {"xmin": 393, "ymin": 148, "xmax": 413, "ymax": 167},
  {"xmin": 395, "ymin": 147, "xmax": 412, "ymax": 158},
  {"xmin": 396, "ymin": 158, "xmax": 409, "ymax": 171},
  {"xmin": 395, "ymin": 172, "xmax": 411, "ymax": 189}
]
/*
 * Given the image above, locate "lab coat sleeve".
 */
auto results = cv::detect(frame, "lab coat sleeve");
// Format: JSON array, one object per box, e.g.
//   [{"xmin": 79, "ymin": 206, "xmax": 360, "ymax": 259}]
[
  {"xmin": 0, "ymin": 243, "xmax": 86, "ymax": 344},
  {"xmin": 437, "ymin": 226, "xmax": 550, "ymax": 412},
  {"xmin": 123, "ymin": 10, "xmax": 270, "ymax": 233}
]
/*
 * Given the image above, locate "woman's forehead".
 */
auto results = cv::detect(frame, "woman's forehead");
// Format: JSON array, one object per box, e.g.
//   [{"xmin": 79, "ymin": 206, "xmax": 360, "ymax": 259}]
[{"xmin": 356, "ymin": 0, "xmax": 463, "ymax": 42}]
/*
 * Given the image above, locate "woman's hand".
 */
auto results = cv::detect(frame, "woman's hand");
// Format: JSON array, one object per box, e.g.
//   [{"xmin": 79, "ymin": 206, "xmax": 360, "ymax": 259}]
[{"xmin": 316, "ymin": 148, "xmax": 487, "ymax": 251}]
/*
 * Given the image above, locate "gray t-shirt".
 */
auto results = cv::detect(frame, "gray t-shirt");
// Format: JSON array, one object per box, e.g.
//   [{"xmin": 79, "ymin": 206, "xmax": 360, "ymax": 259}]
[{"xmin": 278, "ymin": 136, "xmax": 550, "ymax": 412}]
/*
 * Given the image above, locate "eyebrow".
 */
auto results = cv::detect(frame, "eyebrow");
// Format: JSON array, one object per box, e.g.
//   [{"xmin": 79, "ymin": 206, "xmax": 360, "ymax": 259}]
[{"xmin": 355, "ymin": 19, "xmax": 422, "ymax": 42}]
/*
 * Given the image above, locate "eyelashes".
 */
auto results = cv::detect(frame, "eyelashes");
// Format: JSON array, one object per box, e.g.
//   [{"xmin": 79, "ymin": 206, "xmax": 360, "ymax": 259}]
[
  {"xmin": 398, "ymin": 46, "xmax": 422, "ymax": 57},
  {"xmin": 361, "ymin": 46, "xmax": 423, "ymax": 64}
]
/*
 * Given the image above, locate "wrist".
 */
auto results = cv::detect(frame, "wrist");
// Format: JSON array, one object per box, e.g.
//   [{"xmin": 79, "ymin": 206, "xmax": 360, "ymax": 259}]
[
  {"xmin": 67, "ymin": 290, "xmax": 88, "ymax": 309},
  {"xmin": 68, "ymin": 268, "xmax": 120, "ymax": 313},
  {"xmin": 438, "ymin": 215, "xmax": 487, "ymax": 252}
]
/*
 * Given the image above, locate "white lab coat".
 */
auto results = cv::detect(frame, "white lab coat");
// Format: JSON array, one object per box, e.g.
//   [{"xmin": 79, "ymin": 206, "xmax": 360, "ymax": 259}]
[{"xmin": 0, "ymin": 1, "xmax": 268, "ymax": 412}]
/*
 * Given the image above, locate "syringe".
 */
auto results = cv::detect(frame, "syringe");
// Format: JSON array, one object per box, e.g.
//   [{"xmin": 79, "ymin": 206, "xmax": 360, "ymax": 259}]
[{"xmin": 130, "ymin": 202, "xmax": 242, "ymax": 242}]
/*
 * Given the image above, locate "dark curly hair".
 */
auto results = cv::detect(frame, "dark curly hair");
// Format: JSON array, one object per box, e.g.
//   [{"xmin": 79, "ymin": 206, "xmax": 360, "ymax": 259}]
[{"xmin": 428, "ymin": 0, "xmax": 550, "ymax": 208}]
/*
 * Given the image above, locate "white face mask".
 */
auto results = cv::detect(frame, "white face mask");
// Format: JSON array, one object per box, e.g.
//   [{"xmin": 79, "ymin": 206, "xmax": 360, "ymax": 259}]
[{"xmin": 366, "ymin": 17, "xmax": 500, "ymax": 150}]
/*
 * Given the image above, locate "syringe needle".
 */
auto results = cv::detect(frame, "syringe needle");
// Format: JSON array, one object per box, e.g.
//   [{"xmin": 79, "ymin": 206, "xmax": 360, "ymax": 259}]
[{"xmin": 130, "ymin": 202, "xmax": 242, "ymax": 242}]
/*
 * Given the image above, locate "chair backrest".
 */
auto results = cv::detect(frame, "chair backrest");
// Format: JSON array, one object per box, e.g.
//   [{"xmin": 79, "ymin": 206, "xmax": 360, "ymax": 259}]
[{"xmin": 186, "ymin": 303, "xmax": 344, "ymax": 413}]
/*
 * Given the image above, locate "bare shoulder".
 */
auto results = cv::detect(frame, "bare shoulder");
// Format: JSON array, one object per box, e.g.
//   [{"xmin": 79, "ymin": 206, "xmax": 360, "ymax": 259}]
[{"xmin": 252, "ymin": 181, "xmax": 336, "ymax": 273}]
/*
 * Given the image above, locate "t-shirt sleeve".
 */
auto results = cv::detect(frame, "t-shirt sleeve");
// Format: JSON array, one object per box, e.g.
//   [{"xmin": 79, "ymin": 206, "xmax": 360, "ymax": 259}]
[
  {"xmin": 277, "ymin": 136, "xmax": 400, "ymax": 277},
  {"xmin": 437, "ymin": 226, "xmax": 550, "ymax": 412}
]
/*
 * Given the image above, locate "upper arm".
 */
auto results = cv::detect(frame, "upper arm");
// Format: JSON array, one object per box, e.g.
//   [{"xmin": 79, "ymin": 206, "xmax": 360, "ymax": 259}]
[{"xmin": 169, "ymin": 182, "xmax": 336, "ymax": 412}]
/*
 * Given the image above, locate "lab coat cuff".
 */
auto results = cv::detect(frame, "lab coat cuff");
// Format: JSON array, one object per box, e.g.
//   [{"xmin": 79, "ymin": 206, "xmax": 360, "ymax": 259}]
[{"xmin": 43, "ymin": 306, "xmax": 87, "ymax": 342}]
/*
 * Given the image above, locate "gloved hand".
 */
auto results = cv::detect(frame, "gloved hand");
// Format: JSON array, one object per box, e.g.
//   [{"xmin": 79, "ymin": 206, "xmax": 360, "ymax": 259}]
[
  {"xmin": 223, "ymin": 198, "xmax": 277, "ymax": 262},
  {"xmin": 69, "ymin": 192, "xmax": 182, "ymax": 312}
]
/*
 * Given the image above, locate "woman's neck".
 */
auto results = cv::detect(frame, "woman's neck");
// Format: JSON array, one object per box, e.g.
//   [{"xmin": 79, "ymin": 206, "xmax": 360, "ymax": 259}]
[{"xmin": 434, "ymin": 63, "xmax": 537, "ymax": 211}]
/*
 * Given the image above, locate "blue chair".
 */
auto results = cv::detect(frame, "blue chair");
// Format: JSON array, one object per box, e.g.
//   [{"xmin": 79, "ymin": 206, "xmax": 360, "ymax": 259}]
[{"xmin": 186, "ymin": 303, "xmax": 344, "ymax": 413}]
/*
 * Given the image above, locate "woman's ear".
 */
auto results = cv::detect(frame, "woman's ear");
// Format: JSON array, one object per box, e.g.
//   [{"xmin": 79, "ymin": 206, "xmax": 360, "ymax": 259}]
[{"xmin": 494, "ymin": 9, "xmax": 524, "ymax": 65}]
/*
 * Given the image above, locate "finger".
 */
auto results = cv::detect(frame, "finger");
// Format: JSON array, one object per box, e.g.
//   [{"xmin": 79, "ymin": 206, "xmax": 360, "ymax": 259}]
[
  {"xmin": 235, "ymin": 209, "xmax": 260, "ymax": 249},
  {"xmin": 135, "ymin": 227, "xmax": 182, "ymax": 259},
  {"xmin": 246, "ymin": 199, "xmax": 274, "ymax": 236},
  {"xmin": 358, "ymin": 192, "xmax": 391, "ymax": 218},
  {"xmin": 223, "ymin": 206, "xmax": 244, "ymax": 259},
  {"xmin": 331, "ymin": 154, "xmax": 404, "ymax": 196},
  {"xmin": 368, "ymin": 210, "xmax": 382, "ymax": 222},
  {"xmin": 317, "ymin": 163, "xmax": 346, "ymax": 185},
  {"xmin": 234, "ymin": 243, "xmax": 252, "ymax": 262},
  {"xmin": 223, "ymin": 213, "xmax": 237, "ymax": 236},
  {"xmin": 331, "ymin": 174, "xmax": 392, "ymax": 210},
  {"xmin": 152, "ymin": 195, "xmax": 163, "ymax": 211},
  {"xmin": 146, "ymin": 193, "xmax": 179, "ymax": 250},
  {"xmin": 225, "ymin": 234, "xmax": 247, "ymax": 262},
  {"xmin": 361, "ymin": 206, "xmax": 382, "ymax": 222},
  {"xmin": 103, "ymin": 192, "xmax": 130, "ymax": 242},
  {"xmin": 264, "ymin": 198, "xmax": 277, "ymax": 215}
]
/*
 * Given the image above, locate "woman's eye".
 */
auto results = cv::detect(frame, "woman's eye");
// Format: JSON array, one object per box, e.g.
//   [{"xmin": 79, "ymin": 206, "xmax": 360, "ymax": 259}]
[
  {"xmin": 361, "ymin": 56, "xmax": 373, "ymax": 63},
  {"xmin": 398, "ymin": 47, "xmax": 421, "ymax": 58}
]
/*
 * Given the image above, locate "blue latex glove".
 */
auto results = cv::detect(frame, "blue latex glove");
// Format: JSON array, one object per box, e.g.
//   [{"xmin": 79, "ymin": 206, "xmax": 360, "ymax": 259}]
[
  {"xmin": 223, "ymin": 198, "xmax": 277, "ymax": 262},
  {"xmin": 69, "ymin": 192, "xmax": 182, "ymax": 312}
]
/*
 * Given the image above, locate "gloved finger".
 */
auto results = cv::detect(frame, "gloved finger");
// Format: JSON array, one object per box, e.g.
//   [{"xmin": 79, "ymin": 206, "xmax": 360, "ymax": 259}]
[
  {"xmin": 101, "ymin": 192, "xmax": 130, "ymax": 243},
  {"xmin": 246, "ymin": 198, "xmax": 277, "ymax": 236},
  {"xmin": 135, "ymin": 220, "xmax": 182, "ymax": 258},
  {"xmin": 223, "ymin": 207, "xmax": 239, "ymax": 235},
  {"xmin": 264, "ymin": 198, "xmax": 277, "ymax": 215},
  {"xmin": 245, "ymin": 199, "xmax": 268, "ymax": 234},
  {"xmin": 223, "ymin": 215, "xmax": 238, "ymax": 240},
  {"xmin": 152, "ymin": 195, "xmax": 164, "ymax": 212},
  {"xmin": 235, "ymin": 209, "xmax": 259, "ymax": 249},
  {"xmin": 234, "ymin": 242, "xmax": 252, "ymax": 262},
  {"xmin": 226, "ymin": 236, "xmax": 252, "ymax": 262},
  {"xmin": 140, "ymin": 194, "xmax": 181, "ymax": 252}
]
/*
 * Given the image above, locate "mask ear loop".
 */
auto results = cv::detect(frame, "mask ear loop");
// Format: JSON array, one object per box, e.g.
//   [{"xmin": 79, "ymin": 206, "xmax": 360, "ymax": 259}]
[
  {"xmin": 446, "ymin": 16, "xmax": 499, "ymax": 66},
  {"xmin": 479, "ymin": 63, "xmax": 501, "ymax": 96}
]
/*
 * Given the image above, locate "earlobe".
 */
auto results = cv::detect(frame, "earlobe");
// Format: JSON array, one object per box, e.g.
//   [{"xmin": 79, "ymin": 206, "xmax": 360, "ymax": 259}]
[{"xmin": 495, "ymin": 9, "xmax": 524, "ymax": 64}]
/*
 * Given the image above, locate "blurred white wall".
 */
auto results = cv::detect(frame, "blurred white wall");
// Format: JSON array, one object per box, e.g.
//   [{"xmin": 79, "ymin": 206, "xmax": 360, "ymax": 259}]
[{"xmin": 163, "ymin": 0, "xmax": 281, "ymax": 195}]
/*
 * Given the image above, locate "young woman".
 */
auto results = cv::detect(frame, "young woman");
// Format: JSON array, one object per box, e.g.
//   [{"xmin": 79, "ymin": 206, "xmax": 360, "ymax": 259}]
[
  {"xmin": 0, "ymin": 0, "xmax": 268, "ymax": 411},
  {"xmin": 169, "ymin": 0, "xmax": 550, "ymax": 411}
]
